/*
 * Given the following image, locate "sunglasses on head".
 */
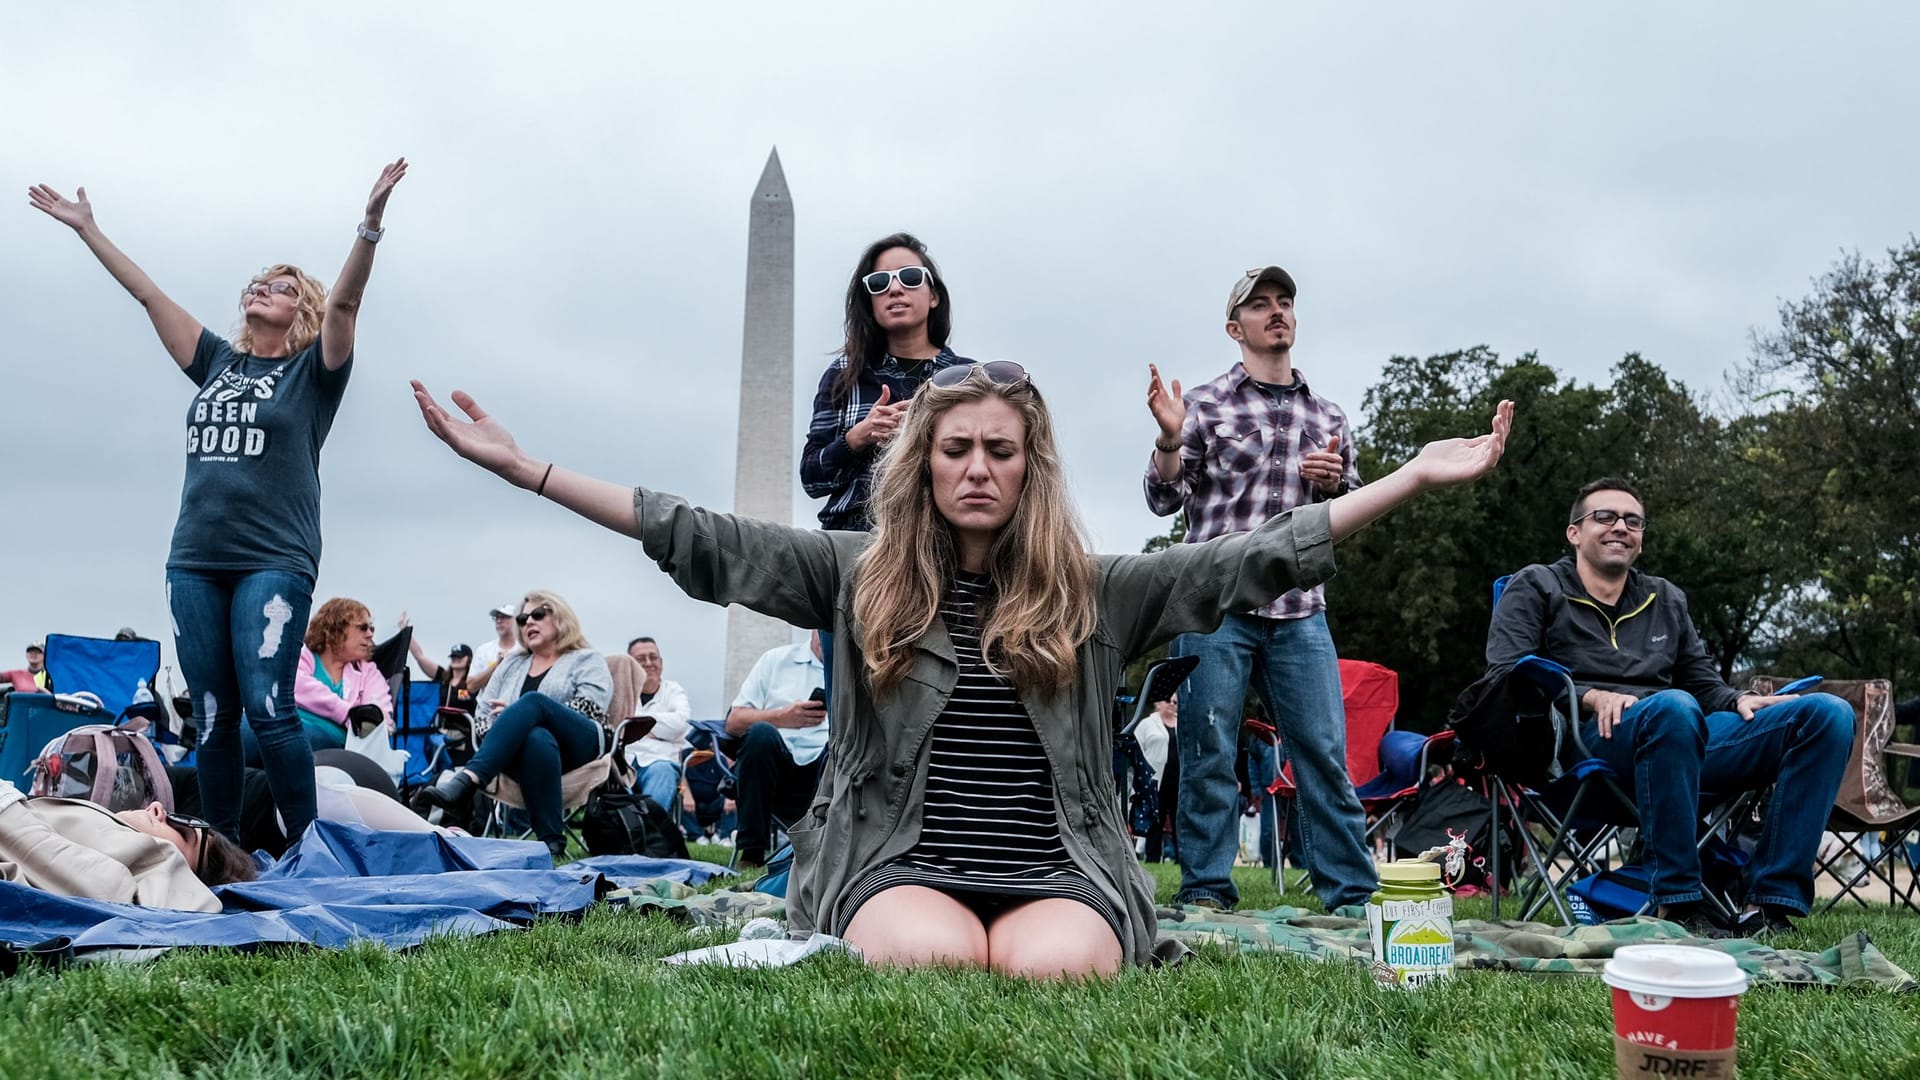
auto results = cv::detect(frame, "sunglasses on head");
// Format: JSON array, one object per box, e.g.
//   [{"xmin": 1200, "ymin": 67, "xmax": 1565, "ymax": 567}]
[
  {"xmin": 1571, "ymin": 508, "xmax": 1649, "ymax": 532},
  {"xmin": 515, "ymin": 605, "xmax": 554, "ymax": 627},
  {"xmin": 167, "ymin": 812, "xmax": 212, "ymax": 875},
  {"xmin": 242, "ymin": 281, "xmax": 299, "ymax": 299},
  {"xmin": 928, "ymin": 360, "xmax": 1031, "ymax": 391},
  {"xmin": 862, "ymin": 265, "xmax": 932, "ymax": 294}
]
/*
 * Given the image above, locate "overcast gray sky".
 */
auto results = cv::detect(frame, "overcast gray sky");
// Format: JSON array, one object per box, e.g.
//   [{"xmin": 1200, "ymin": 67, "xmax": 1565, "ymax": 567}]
[{"xmin": 3, "ymin": 2, "xmax": 1915, "ymax": 716}]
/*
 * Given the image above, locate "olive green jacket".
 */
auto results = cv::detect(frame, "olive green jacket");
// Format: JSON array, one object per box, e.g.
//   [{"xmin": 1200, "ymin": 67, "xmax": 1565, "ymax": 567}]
[{"xmin": 633, "ymin": 487, "xmax": 1336, "ymax": 965}]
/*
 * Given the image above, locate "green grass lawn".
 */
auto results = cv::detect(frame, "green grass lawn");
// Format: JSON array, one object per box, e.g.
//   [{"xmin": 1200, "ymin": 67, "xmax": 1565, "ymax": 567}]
[{"xmin": 1, "ymin": 847, "xmax": 1915, "ymax": 1079}]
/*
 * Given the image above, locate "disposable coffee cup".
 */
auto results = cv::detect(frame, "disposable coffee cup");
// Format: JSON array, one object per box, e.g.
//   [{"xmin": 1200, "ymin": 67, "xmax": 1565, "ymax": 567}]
[{"xmin": 1601, "ymin": 945, "xmax": 1747, "ymax": 1078}]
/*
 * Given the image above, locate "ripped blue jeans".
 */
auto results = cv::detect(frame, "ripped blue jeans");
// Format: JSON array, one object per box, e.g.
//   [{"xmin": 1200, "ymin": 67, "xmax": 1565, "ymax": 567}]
[{"xmin": 167, "ymin": 568, "xmax": 317, "ymax": 842}]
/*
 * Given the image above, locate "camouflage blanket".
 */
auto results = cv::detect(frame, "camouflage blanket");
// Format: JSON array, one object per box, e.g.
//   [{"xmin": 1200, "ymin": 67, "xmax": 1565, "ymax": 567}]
[
  {"xmin": 1154, "ymin": 904, "xmax": 1918, "ymax": 991},
  {"xmin": 606, "ymin": 884, "xmax": 1916, "ymax": 991}
]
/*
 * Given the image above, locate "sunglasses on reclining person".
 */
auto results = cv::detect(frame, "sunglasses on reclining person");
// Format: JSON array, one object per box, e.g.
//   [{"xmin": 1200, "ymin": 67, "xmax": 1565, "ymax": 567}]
[
  {"xmin": 241, "ymin": 281, "xmax": 300, "ymax": 299},
  {"xmin": 167, "ymin": 813, "xmax": 212, "ymax": 875},
  {"xmin": 862, "ymin": 265, "xmax": 932, "ymax": 294},
  {"xmin": 928, "ymin": 360, "xmax": 1031, "ymax": 390},
  {"xmin": 515, "ymin": 605, "xmax": 553, "ymax": 626}
]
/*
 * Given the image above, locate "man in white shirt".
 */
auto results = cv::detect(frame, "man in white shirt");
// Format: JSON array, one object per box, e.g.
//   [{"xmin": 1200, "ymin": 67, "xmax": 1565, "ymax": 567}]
[
  {"xmin": 468, "ymin": 603, "xmax": 521, "ymax": 693},
  {"xmin": 623, "ymin": 636, "xmax": 692, "ymax": 814},
  {"xmin": 725, "ymin": 631, "xmax": 828, "ymax": 866}
]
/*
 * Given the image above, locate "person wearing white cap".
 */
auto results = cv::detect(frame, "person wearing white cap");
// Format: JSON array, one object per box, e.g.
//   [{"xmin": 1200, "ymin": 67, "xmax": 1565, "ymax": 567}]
[
  {"xmin": 1142, "ymin": 265, "xmax": 1377, "ymax": 914},
  {"xmin": 469, "ymin": 602, "xmax": 522, "ymax": 694}
]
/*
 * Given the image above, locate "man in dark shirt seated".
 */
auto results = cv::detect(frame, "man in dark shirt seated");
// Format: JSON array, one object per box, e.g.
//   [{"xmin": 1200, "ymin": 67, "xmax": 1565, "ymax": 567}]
[{"xmin": 1487, "ymin": 476, "xmax": 1854, "ymax": 936}]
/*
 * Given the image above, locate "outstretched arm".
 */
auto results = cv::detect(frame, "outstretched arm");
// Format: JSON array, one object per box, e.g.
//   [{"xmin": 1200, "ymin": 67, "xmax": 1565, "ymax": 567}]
[
  {"xmin": 1103, "ymin": 401, "xmax": 1514, "ymax": 656},
  {"xmin": 413, "ymin": 383, "xmax": 842, "ymax": 626},
  {"xmin": 322, "ymin": 159, "xmax": 406, "ymax": 372},
  {"xmin": 27, "ymin": 184, "xmax": 202, "ymax": 370},
  {"xmin": 1324, "ymin": 400, "xmax": 1512, "ymax": 541}
]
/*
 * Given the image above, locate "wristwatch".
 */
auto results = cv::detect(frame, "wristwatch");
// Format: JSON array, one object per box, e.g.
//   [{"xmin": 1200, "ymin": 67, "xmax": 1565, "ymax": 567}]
[{"xmin": 356, "ymin": 223, "xmax": 385, "ymax": 244}]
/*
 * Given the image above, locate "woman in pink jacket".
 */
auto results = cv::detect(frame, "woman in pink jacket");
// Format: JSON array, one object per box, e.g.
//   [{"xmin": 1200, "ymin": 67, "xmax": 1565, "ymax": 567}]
[{"xmin": 292, "ymin": 598, "xmax": 394, "ymax": 752}]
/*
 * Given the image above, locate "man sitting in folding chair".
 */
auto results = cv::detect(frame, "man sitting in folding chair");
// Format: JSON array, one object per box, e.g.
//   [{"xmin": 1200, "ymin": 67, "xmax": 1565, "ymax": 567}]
[{"xmin": 1488, "ymin": 477, "xmax": 1855, "ymax": 937}]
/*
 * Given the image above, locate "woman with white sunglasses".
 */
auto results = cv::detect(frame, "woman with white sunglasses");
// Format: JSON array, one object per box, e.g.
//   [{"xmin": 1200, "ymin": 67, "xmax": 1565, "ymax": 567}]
[
  {"xmin": 800, "ymin": 233, "xmax": 972, "ymax": 532},
  {"xmin": 27, "ymin": 161, "xmax": 407, "ymax": 848}
]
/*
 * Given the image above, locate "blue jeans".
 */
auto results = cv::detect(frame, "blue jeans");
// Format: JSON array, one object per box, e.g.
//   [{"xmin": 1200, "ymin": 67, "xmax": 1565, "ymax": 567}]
[
  {"xmin": 468, "ymin": 693, "xmax": 607, "ymax": 844},
  {"xmin": 1580, "ymin": 689, "xmax": 1854, "ymax": 914},
  {"xmin": 1174, "ymin": 612, "xmax": 1376, "ymax": 909},
  {"xmin": 634, "ymin": 759, "xmax": 681, "ymax": 815},
  {"xmin": 167, "ymin": 568, "xmax": 317, "ymax": 842}
]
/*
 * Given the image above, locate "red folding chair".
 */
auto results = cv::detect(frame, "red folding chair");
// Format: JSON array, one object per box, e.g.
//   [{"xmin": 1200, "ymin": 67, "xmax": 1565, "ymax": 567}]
[{"xmin": 1254, "ymin": 660, "xmax": 1451, "ymax": 892}]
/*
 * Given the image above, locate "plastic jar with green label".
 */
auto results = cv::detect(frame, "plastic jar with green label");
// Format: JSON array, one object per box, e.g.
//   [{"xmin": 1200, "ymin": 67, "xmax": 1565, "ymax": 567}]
[{"xmin": 1366, "ymin": 858, "xmax": 1454, "ymax": 989}]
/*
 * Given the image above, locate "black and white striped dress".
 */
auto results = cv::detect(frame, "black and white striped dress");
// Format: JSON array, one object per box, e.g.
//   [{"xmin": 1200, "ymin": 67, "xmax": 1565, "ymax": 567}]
[{"xmin": 840, "ymin": 572, "xmax": 1121, "ymax": 937}]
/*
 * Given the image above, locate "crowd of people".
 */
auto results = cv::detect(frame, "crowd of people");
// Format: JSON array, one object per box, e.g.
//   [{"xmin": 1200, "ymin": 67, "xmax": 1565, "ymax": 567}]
[{"xmin": 20, "ymin": 163, "xmax": 1898, "ymax": 979}]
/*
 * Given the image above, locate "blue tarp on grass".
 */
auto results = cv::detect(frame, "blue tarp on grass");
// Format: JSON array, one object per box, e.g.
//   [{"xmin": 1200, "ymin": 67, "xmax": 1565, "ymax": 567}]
[{"xmin": 0, "ymin": 820, "xmax": 733, "ymax": 953}]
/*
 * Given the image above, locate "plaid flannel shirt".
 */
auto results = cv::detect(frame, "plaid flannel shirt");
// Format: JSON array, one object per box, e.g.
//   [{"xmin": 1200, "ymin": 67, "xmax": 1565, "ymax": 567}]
[
  {"xmin": 801, "ymin": 348, "xmax": 969, "ymax": 530},
  {"xmin": 1143, "ymin": 363, "xmax": 1361, "ymax": 620}
]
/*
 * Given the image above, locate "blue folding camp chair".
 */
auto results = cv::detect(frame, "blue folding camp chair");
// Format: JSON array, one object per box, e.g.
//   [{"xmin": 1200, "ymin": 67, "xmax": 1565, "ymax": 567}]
[{"xmin": 41, "ymin": 634, "xmax": 161, "ymax": 724}]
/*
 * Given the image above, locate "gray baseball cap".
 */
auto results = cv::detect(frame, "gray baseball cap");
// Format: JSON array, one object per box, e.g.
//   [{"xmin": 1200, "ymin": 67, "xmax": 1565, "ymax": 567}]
[{"xmin": 1226, "ymin": 265, "xmax": 1298, "ymax": 318}]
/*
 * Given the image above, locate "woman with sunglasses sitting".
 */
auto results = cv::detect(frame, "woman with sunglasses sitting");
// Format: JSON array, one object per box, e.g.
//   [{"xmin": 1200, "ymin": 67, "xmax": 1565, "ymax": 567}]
[
  {"xmin": 0, "ymin": 780, "xmax": 256, "ymax": 911},
  {"xmin": 411, "ymin": 368, "xmax": 1511, "ymax": 976},
  {"xmin": 28, "ymin": 162, "xmax": 407, "ymax": 849},
  {"xmin": 411, "ymin": 591, "xmax": 611, "ymax": 863},
  {"xmin": 801, "ymin": 233, "xmax": 971, "ymax": 532},
  {"xmin": 290, "ymin": 597, "xmax": 395, "ymax": 755}
]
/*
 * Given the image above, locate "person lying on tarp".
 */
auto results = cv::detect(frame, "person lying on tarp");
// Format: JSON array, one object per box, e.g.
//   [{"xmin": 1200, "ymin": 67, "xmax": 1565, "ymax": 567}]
[
  {"xmin": 168, "ymin": 749, "xmax": 461, "ymax": 859},
  {"xmin": 0, "ymin": 779, "xmax": 255, "ymax": 911}
]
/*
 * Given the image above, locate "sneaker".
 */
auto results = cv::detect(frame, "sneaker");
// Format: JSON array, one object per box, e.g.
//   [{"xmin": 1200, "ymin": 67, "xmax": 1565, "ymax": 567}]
[
  {"xmin": 1662, "ymin": 903, "xmax": 1734, "ymax": 940},
  {"xmin": 1741, "ymin": 906, "xmax": 1798, "ymax": 940}
]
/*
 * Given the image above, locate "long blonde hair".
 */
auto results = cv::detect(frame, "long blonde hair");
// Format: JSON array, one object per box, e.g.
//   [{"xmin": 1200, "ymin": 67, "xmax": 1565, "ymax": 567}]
[
  {"xmin": 232, "ymin": 263, "xmax": 328, "ymax": 355},
  {"xmin": 854, "ymin": 367, "xmax": 1097, "ymax": 699}
]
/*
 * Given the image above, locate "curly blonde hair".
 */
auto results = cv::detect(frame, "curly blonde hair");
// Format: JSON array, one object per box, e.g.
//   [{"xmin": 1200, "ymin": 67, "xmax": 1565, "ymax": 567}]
[
  {"xmin": 304, "ymin": 597, "xmax": 372, "ymax": 657},
  {"xmin": 232, "ymin": 263, "xmax": 328, "ymax": 355},
  {"xmin": 854, "ymin": 367, "xmax": 1097, "ymax": 699}
]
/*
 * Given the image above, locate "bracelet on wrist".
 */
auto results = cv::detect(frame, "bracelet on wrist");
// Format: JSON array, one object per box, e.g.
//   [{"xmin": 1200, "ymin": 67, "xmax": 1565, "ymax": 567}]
[
  {"xmin": 1154, "ymin": 439, "xmax": 1181, "ymax": 454},
  {"xmin": 534, "ymin": 462, "xmax": 554, "ymax": 497}
]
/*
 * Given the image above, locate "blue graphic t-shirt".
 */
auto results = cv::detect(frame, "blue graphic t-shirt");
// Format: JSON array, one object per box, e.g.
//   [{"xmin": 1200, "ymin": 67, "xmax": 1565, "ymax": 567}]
[{"xmin": 165, "ymin": 328, "xmax": 352, "ymax": 578}]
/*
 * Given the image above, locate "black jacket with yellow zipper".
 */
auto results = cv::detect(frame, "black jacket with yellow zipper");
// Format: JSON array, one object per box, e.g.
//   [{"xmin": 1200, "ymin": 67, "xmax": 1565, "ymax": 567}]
[{"xmin": 1485, "ymin": 555, "xmax": 1744, "ymax": 718}]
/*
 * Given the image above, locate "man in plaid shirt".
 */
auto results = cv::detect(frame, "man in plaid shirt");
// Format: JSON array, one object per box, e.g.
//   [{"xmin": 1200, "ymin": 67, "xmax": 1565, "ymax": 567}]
[{"xmin": 1141, "ymin": 265, "xmax": 1377, "ymax": 912}]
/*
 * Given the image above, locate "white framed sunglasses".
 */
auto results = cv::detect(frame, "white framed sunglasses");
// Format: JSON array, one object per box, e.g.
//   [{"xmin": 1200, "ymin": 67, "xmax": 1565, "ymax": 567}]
[{"xmin": 862, "ymin": 265, "xmax": 933, "ymax": 294}]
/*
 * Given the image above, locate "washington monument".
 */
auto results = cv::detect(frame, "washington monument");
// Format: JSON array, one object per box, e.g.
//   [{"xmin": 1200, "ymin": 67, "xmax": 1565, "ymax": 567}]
[{"xmin": 724, "ymin": 148, "xmax": 796, "ymax": 696}]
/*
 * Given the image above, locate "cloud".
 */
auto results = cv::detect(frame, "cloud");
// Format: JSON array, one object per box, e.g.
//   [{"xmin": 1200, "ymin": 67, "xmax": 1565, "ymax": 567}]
[{"xmin": 3, "ymin": 1, "xmax": 1915, "ymax": 714}]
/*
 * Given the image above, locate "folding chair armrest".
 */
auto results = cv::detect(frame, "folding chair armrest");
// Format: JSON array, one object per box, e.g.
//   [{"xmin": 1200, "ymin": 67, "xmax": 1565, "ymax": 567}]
[
  {"xmin": 1885, "ymin": 742, "xmax": 1920, "ymax": 760},
  {"xmin": 1513, "ymin": 654, "xmax": 1586, "ymax": 762}
]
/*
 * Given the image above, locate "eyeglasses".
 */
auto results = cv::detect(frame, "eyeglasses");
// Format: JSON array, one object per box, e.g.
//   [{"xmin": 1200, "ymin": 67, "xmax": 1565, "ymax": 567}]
[
  {"xmin": 862, "ymin": 265, "xmax": 932, "ymax": 294},
  {"xmin": 241, "ymin": 281, "xmax": 299, "ymax": 299},
  {"xmin": 928, "ymin": 360, "xmax": 1031, "ymax": 390},
  {"xmin": 167, "ymin": 812, "xmax": 212, "ymax": 876},
  {"xmin": 515, "ymin": 605, "xmax": 554, "ymax": 627},
  {"xmin": 1571, "ymin": 508, "xmax": 1648, "ymax": 532}
]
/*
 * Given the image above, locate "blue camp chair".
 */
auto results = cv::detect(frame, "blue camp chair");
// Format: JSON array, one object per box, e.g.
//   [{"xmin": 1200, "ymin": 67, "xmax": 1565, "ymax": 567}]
[{"xmin": 41, "ymin": 634, "xmax": 161, "ymax": 723}]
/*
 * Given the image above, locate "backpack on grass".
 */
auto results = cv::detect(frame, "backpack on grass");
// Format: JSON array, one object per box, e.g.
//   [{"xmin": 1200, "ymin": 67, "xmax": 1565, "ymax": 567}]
[{"xmin": 29, "ymin": 717, "xmax": 174, "ymax": 813}]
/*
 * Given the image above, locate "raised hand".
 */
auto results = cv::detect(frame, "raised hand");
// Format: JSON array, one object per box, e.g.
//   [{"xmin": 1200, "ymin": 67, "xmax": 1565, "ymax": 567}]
[
  {"xmin": 412, "ymin": 381, "xmax": 530, "ymax": 481},
  {"xmin": 1409, "ymin": 400, "xmax": 1514, "ymax": 489},
  {"xmin": 1301, "ymin": 434, "xmax": 1345, "ymax": 494},
  {"xmin": 364, "ymin": 158, "xmax": 408, "ymax": 227},
  {"xmin": 848, "ymin": 385, "xmax": 909, "ymax": 450},
  {"xmin": 1147, "ymin": 364, "xmax": 1185, "ymax": 446},
  {"xmin": 27, "ymin": 184, "xmax": 95, "ymax": 232}
]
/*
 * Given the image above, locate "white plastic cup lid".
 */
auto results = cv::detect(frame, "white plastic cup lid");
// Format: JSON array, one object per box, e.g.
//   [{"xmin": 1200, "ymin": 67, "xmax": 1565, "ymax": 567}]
[{"xmin": 1602, "ymin": 944, "xmax": 1748, "ymax": 999}]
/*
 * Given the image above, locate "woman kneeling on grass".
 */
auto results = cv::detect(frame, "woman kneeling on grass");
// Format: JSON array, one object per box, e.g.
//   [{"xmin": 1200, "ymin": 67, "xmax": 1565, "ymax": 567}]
[{"xmin": 413, "ymin": 366, "xmax": 1511, "ymax": 977}]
